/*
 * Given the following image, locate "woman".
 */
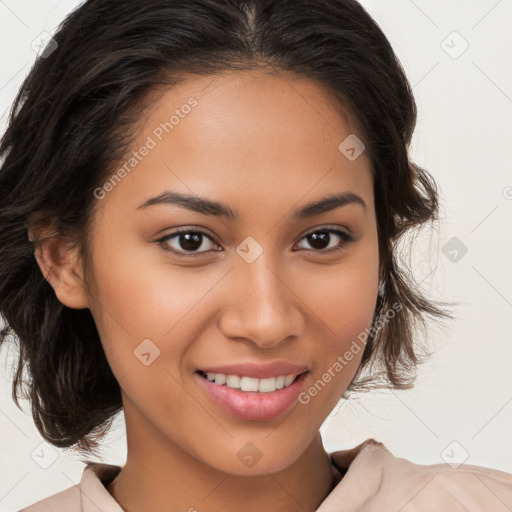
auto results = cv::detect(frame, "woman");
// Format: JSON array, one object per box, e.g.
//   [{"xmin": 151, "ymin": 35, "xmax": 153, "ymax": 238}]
[{"xmin": 1, "ymin": 1, "xmax": 511, "ymax": 511}]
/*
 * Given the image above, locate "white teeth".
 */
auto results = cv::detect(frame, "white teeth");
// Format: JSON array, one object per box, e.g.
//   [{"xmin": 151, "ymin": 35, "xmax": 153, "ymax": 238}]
[
  {"xmin": 206, "ymin": 372, "xmax": 226, "ymax": 385},
  {"xmin": 258, "ymin": 377, "xmax": 277, "ymax": 393},
  {"xmin": 226, "ymin": 375, "xmax": 240, "ymax": 388},
  {"xmin": 203, "ymin": 372, "xmax": 300, "ymax": 392},
  {"xmin": 284, "ymin": 375, "xmax": 295, "ymax": 386},
  {"xmin": 240, "ymin": 376, "xmax": 259, "ymax": 392}
]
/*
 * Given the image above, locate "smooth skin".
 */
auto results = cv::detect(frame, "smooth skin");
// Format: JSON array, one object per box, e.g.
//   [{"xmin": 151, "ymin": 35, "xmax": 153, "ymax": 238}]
[{"xmin": 32, "ymin": 68, "xmax": 380, "ymax": 512}]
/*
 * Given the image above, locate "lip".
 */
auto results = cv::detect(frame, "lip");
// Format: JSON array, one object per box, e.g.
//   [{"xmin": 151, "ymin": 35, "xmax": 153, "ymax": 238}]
[
  {"xmin": 197, "ymin": 361, "xmax": 309, "ymax": 379},
  {"xmin": 195, "ymin": 370, "xmax": 309, "ymax": 421}
]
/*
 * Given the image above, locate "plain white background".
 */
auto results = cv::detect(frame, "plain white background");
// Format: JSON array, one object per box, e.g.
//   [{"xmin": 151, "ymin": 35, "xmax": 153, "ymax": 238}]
[{"xmin": 0, "ymin": 1, "xmax": 511, "ymax": 510}]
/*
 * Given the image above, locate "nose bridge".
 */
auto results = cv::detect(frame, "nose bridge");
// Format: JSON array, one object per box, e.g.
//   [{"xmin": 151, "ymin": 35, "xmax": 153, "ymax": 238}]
[{"xmin": 219, "ymin": 251, "xmax": 303, "ymax": 347}]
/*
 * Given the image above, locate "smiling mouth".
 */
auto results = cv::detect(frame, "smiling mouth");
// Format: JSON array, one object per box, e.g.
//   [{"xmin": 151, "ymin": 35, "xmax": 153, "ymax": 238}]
[{"xmin": 196, "ymin": 370, "xmax": 307, "ymax": 393}]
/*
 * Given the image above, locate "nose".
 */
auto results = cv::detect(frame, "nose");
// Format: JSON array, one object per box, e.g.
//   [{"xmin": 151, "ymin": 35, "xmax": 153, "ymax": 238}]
[{"xmin": 218, "ymin": 255, "xmax": 304, "ymax": 349}]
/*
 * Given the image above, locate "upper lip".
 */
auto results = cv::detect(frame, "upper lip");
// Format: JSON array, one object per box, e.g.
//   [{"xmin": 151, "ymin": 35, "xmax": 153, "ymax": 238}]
[{"xmin": 198, "ymin": 362, "xmax": 309, "ymax": 379}]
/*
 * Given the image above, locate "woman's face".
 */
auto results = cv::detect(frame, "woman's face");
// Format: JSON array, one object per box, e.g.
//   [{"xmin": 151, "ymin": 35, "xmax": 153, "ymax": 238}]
[{"xmin": 85, "ymin": 69, "xmax": 379, "ymax": 475}]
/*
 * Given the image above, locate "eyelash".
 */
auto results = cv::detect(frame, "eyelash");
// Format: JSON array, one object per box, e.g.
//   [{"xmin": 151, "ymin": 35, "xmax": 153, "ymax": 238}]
[{"xmin": 156, "ymin": 226, "xmax": 355, "ymax": 257}]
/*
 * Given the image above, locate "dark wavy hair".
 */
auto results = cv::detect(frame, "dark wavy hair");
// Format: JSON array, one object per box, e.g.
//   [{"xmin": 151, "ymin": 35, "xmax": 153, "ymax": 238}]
[{"xmin": 0, "ymin": 0, "xmax": 451, "ymax": 456}]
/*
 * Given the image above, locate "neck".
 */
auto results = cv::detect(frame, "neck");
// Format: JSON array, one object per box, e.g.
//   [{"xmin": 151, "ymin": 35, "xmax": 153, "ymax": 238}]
[{"xmin": 107, "ymin": 402, "xmax": 340, "ymax": 512}]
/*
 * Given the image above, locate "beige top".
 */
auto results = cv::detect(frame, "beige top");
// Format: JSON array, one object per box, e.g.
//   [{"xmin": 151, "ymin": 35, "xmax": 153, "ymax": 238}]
[{"xmin": 18, "ymin": 438, "xmax": 512, "ymax": 511}]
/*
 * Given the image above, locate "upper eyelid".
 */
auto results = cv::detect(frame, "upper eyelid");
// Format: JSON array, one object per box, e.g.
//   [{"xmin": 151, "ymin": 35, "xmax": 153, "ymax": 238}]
[
  {"xmin": 301, "ymin": 225, "xmax": 351, "ymax": 237},
  {"xmin": 158, "ymin": 224, "xmax": 351, "ymax": 241}
]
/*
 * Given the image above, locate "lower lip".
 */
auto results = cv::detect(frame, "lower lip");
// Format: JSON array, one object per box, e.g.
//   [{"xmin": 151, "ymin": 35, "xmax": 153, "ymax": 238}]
[{"xmin": 195, "ymin": 371, "xmax": 308, "ymax": 421}]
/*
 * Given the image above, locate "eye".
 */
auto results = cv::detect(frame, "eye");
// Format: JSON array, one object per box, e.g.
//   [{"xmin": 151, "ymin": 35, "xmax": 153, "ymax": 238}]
[
  {"xmin": 157, "ymin": 229, "xmax": 220, "ymax": 256},
  {"xmin": 156, "ymin": 226, "xmax": 355, "ymax": 257},
  {"xmin": 294, "ymin": 228, "xmax": 354, "ymax": 253}
]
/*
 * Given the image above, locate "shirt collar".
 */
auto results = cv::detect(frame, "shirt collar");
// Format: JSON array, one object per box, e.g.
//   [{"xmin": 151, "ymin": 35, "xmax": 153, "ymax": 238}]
[
  {"xmin": 77, "ymin": 439, "xmax": 387, "ymax": 512},
  {"xmin": 80, "ymin": 462, "xmax": 123, "ymax": 512}
]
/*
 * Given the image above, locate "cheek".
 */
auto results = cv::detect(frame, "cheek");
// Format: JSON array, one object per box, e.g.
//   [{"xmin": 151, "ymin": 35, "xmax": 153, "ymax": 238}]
[
  {"xmin": 302, "ymin": 272, "xmax": 376, "ymax": 376},
  {"xmin": 292, "ymin": 240, "xmax": 379, "ymax": 396},
  {"xmin": 306, "ymin": 270, "xmax": 377, "ymax": 336},
  {"xmin": 88, "ymin": 236, "xmax": 217, "ymax": 335},
  {"xmin": 86, "ymin": 233, "xmax": 233, "ymax": 384},
  {"xmin": 295, "ymin": 245, "xmax": 379, "ymax": 345}
]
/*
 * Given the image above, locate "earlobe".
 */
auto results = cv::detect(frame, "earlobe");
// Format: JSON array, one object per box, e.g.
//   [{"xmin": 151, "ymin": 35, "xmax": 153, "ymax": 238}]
[{"xmin": 29, "ymin": 227, "xmax": 89, "ymax": 310}]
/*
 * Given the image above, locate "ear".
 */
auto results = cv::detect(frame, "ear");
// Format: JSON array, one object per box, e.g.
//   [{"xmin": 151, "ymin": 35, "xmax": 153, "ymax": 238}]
[{"xmin": 29, "ymin": 222, "xmax": 90, "ymax": 310}]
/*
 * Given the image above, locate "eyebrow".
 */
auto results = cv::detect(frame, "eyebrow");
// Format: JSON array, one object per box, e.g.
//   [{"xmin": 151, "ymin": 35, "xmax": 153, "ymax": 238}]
[{"xmin": 136, "ymin": 190, "xmax": 366, "ymax": 219}]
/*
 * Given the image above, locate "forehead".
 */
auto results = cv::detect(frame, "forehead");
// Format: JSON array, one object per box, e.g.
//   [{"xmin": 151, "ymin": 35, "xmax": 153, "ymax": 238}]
[{"xmin": 97, "ymin": 69, "xmax": 373, "ymax": 220}]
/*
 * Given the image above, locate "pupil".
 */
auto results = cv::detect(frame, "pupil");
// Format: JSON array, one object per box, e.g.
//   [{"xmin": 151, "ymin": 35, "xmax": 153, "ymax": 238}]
[
  {"xmin": 308, "ymin": 231, "xmax": 330, "ymax": 250},
  {"xmin": 180, "ymin": 232, "xmax": 202, "ymax": 251}
]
